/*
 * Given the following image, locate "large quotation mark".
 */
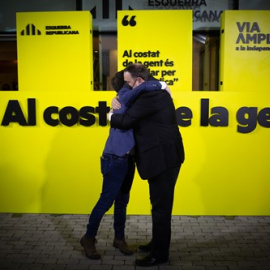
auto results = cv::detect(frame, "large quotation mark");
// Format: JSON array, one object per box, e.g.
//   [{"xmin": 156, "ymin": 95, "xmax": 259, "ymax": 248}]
[{"xmin": 122, "ymin": 15, "xmax": 137, "ymax": 27}]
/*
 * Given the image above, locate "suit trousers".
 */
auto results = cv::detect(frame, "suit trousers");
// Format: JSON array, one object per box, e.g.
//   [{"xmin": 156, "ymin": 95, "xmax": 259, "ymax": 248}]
[{"xmin": 148, "ymin": 165, "xmax": 181, "ymax": 260}]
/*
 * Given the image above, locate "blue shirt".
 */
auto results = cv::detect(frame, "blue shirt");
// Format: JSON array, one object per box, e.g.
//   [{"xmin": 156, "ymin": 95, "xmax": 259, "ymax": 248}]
[{"xmin": 103, "ymin": 81, "xmax": 162, "ymax": 156}]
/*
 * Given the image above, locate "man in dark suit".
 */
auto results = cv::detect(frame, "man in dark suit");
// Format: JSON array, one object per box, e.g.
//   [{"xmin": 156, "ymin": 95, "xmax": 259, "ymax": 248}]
[{"xmin": 109, "ymin": 63, "xmax": 185, "ymax": 267}]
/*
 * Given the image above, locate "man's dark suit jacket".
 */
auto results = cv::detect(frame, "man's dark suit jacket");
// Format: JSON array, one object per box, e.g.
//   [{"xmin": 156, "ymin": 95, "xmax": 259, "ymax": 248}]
[{"xmin": 111, "ymin": 90, "xmax": 185, "ymax": 180}]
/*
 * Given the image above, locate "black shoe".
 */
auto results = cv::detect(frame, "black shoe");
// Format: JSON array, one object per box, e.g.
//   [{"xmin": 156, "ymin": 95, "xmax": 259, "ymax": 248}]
[
  {"xmin": 138, "ymin": 241, "xmax": 152, "ymax": 252},
  {"xmin": 135, "ymin": 255, "xmax": 168, "ymax": 267}
]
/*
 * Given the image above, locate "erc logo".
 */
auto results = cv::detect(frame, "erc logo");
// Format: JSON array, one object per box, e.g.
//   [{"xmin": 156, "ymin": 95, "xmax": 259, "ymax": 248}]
[
  {"xmin": 20, "ymin": 24, "xmax": 79, "ymax": 36},
  {"xmin": 21, "ymin": 24, "xmax": 41, "ymax": 35}
]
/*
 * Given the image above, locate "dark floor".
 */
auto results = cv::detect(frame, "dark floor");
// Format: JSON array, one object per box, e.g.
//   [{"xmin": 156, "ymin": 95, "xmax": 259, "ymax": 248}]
[{"xmin": 0, "ymin": 214, "xmax": 270, "ymax": 270}]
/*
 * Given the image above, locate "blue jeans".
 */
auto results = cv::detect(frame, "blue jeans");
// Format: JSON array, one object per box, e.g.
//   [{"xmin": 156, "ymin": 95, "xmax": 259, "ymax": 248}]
[{"xmin": 86, "ymin": 153, "xmax": 135, "ymax": 239}]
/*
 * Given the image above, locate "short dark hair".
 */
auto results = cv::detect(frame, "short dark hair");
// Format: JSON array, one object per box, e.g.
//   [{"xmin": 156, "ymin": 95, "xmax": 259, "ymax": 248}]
[
  {"xmin": 124, "ymin": 63, "xmax": 149, "ymax": 81},
  {"xmin": 111, "ymin": 70, "xmax": 125, "ymax": 92}
]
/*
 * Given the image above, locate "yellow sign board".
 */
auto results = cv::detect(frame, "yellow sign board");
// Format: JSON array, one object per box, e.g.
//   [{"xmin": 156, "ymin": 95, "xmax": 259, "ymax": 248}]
[
  {"xmin": 0, "ymin": 10, "xmax": 269, "ymax": 216},
  {"xmin": 16, "ymin": 11, "xmax": 93, "ymax": 92},
  {"xmin": 219, "ymin": 10, "xmax": 270, "ymax": 91},
  {"xmin": 0, "ymin": 91, "xmax": 270, "ymax": 215},
  {"xmin": 117, "ymin": 10, "xmax": 192, "ymax": 91}
]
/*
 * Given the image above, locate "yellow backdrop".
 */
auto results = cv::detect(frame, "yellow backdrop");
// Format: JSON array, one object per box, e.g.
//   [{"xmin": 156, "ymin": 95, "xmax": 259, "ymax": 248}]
[
  {"xmin": 0, "ymin": 10, "xmax": 269, "ymax": 215},
  {"xmin": 0, "ymin": 91, "xmax": 270, "ymax": 215}
]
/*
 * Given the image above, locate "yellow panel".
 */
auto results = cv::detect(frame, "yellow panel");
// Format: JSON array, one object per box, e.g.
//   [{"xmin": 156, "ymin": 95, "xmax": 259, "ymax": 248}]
[
  {"xmin": 16, "ymin": 11, "xmax": 93, "ymax": 92},
  {"xmin": 219, "ymin": 10, "xmax": 270, "ymax": 91},
  {"xmin": 117, "ymin": 10, "xmax": 192, "ymax": 92}
]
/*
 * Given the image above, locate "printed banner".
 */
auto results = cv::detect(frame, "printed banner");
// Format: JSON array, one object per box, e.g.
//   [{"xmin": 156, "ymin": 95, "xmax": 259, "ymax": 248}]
[
  {"xmin": 16, "ymin": 11, "xmax": 93, "ymax": 92},
  {"xmin": 0, "ymin": 10, "xmax": 269, "ymax": 216},
  {"xmin": 0, "ymin": 91, "xmax": 270, "ymax": 215},
  {"xmin": 117, "ymin": 10, "xmax": 192, "ymax": 91},
  {"xmin": 219, "ymin": 10, "xmax": 270, "ymax": 91}
]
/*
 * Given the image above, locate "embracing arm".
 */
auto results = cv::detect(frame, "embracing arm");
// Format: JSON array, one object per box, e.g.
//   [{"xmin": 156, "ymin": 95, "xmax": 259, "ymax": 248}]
[
  {"xmin": 111, "ymin": 91, "xmax": 163, "ymax": 129},
  {"xmin": 120, "ymin": 81, "xmax": 162, "ymax": 107},
  {"xmin": 111, "ymin": 81, "xmax": 171, "ymax": 111}
]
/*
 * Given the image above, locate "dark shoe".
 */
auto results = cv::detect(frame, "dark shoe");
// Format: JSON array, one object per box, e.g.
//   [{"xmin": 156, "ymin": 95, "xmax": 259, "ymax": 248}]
[
  {"xmin": 113, "ymin": 238, "xmax": 133, "ymax": 255},
  {"xmin": 80, "ymin": 235, "xmax": 101, "ymax": 260},
  {"xmin": 135, "ymin": 255, "xmax": 168, "ymax": 267},
  {"xmin": 138, "ymin": 241, "xmax": 152, "ymax": 252}
]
